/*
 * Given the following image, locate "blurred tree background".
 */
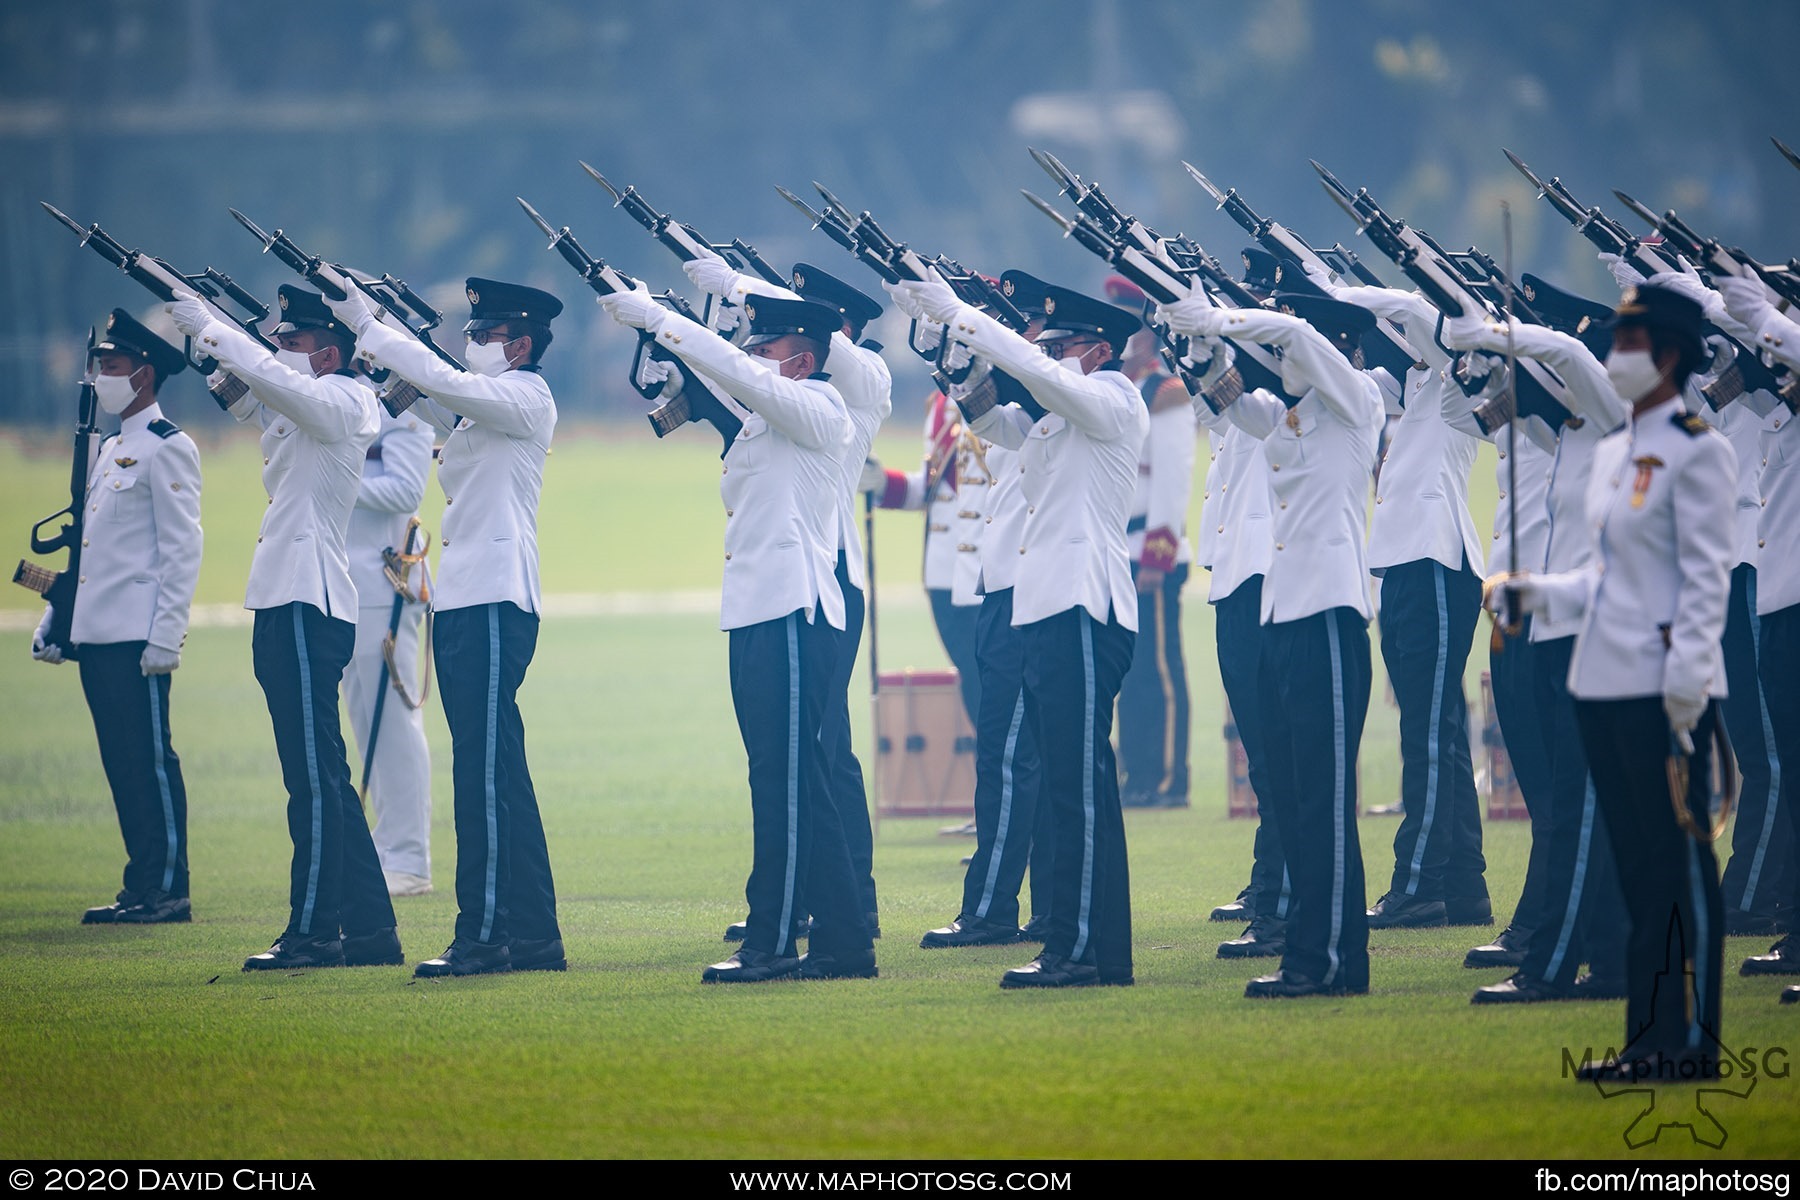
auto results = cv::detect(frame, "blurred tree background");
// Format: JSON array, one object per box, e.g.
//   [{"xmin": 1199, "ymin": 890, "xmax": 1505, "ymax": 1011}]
[{"xmin": 3, "ymin": 0, "xmax": 1796, "ymax": 424}]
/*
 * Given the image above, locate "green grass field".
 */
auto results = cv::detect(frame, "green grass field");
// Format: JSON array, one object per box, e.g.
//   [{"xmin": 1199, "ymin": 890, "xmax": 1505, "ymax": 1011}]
[{"xmin": 1, "ymin": 423, "xmax": 1795, "ymax": 1160}]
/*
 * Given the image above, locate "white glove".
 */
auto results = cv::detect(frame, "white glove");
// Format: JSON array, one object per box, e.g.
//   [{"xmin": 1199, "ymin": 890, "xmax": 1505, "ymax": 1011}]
[
  {"xmin": 712, "ymin": 303, "xmax": 742, "ymax": 335},
  {"xmin": 885, "ymin": 278, "xmax": 961, "ymax": 325},
  {"xmin": 910, "ymin": 318, "xmax": 945, "ymax": 353},
  {"xmin": 683, "ymin": 248, "xmax": 742, "ymax": 298},
  {"xmin": 1664, "ymin": 690, "xmax": 1706, "ymax": 756},
  {"xmin": 1483, "ymin": 571, "xmax": 1549, "ymax": 617},
  {"xmin": 858, "ymin": 457, "xmax": 886, "ymax": 494},
  {"xmin": 1716, "ymin": 273, "xmax": 1774, "ymax": 327},
  {"xmin": 325, "ymin": 283, "xmax": 380, "ymax": 336},
  {"xmin": 30, "ymin": 607, "xmax": 64, "ymax": 665},
  {"xmin": 1188, "ymin": 337, "xmax": 1235, "ymax": 388},
  {"xmin": 140, "ymin": 643, "xmax": 181, "ymax": 676},
  {"xmin": 941, "ymin": 340, "xmax": 975, "ymax": 374},
  {"xmin": 636, "ymin": 355, "xmax": 674, "ymax": 389},
  {"xmin": 1598, "ymin": 252, "xmax": 1645, "ymax": 290},
  {"xmin": 1300, "ymin": 259, "xmax": 1340, "ymax": 295},
  {"xmin": 164, "ymin": 288, "xmax": 212, "ymax": 338},
  {"xmin": 600, "ymin": 289, "xmax": 664, "ymax": 332},
  {"xmin": 1156, "ymin": 294, "xmax": 1225, "ymax": 338},
  {"xmin": 1440, "ymin": 312, "xmax": 1502, "ymax": 352}
]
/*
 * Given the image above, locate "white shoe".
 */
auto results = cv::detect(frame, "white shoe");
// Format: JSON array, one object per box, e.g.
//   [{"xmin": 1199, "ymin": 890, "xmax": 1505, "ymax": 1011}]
[{"xmin": 384, "ymin": 871, "xmax": 434, "ymax": 897}]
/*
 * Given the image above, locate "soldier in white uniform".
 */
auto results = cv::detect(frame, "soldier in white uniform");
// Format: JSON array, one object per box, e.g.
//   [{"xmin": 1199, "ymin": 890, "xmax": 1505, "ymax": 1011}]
[
  {"xmin": 867, "ymin": 385, "xmax": 984, "ymax": 732},
  {"xmin": 167, "ymin": 285, "xmax": 400, "ymax": 971},
  {"xmin": 1501, "ymin": 284, "xmax": 1736, "ymax": 1076},
  {"xmin": 1717, "ymin": 271, "xmax": 1800, "ymax": 1000},
  {"xmin": 330, "ymin": 277, "xmax": 566, "ymax": 979},
  {"xmin": 685, "ymin": 252, "xmax": 893, "ymax": 939},
  {"xmin": 342, "ymin": 407, "xmax": 435, "ymax": 897},
  {"xmin": 894, "ymin": 277, "xmax": 1146, "ymax": 990},
  {"xmin": 1439, "ymin": 298, "xmax": 1636, "ymax": 1005},
  {"xmin": 32, "ymin": 311, "xmax": 202, "ymax": 925},
  {"xmin": 920, "ymin": 271, "xmax": 1055, "ymax": 948},
  {"xmin": 1160, "ymin": 290, "xmax": 1385, "ymax": 998},
  {"xmin": 603, "ymin": 288, "xmax": 874, "ymax": 984},
  {"xmin": 1304, "ymin": 272, "xmax": 1491, "ymax": 929},
  {"xmin": 1106, "ymin": 277, "xmax": 1198, "ymax": 811}
]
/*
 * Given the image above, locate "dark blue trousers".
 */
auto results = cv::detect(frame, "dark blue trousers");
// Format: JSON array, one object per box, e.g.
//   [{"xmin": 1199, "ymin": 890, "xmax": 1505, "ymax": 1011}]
[
  {"xmin": 823, "ymin": 554, "xmax": 878, "ymax": 917},
  {"xmin": 957, "ymin": 588, "xmax": 1046, "ymax": 928},
  {"xmin": 1760, "ymin": 604, "xmax": 1800, "ymax": 917},
  {"xmin": 1255, "ymin": 606, "xmax": 1371, "ymax": 990},
  {"xmin": 1023, "ymin": 605, "xmax": 1134, "ymax": 980},
  {"xmin": 435, "ymin": 602, "xmax": 559, "ymax": 946},
  {"xmin": 78, "ymin": 641, "xmax": 189, "ymax": 902},
  {"xmin": 1491, "ymin": 615, "xmax": 1555, "ymax": 942},
  {"xmin": 1379, "ymin": 556, "xmax": 1487, "ymax": 903},
  {"xmin": 1719, "ymin": 565, "xmax": 1791, "ymax": 927},
  {"xmin": 929, "ymin": 587, "xmax": 982, "ymax": 733},
  {"xmin": 1214, "ymin": 576, "xmax": 1290, "ymax": 919},
  {"xmin": 1117, "ymin": 564, "xmax": 1192, "ymax": 802},
  {"xmin": 252, "ymin": 602, "xmax": 394, "ymax": 939},
  {"xmin": 1517, "ymin": 636, "xmax": 1628, "ymax": 988},
  {"xmin": 1577, "ymin": 698, "xmax": 1724, "ymax": 1059},
  {"xmin": 730, "ymin": 608, "xmax": 871, "ymax": 959}
]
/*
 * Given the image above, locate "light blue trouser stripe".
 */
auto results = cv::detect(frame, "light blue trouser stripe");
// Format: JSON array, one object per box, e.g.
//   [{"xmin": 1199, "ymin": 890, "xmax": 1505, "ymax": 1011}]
[
  {"xmin": 479, "ymin": 605, "xmax": 502, "ymax": 943},
  {"xmin": 145, "ymin": 676, "xmax": 180, "ymax": 894},
  {"xmin": 1070, "ymin": 614, "xmax": 1098, "ymax": 962},
  {"xmin": 1686, "ymin": 837, "xmax": 1711, "ymax": 1050},
  {"xmin": 1403, "ymin": 563, "xmax": 1451, "ymax": 895},
  {"xmin": 975, "ymin": 691, "xmax": 1027, "ymax": 919},
  {"xmin": 775, "ymin": 613, "xmax": 801, "ymax": 957},
  {"xmin": 1739, "ymin": 577, "xmax": 1782, "ymax": 909},
  {"xmin": 1542, "ymin": 778, "xmax": 1596, "ymax": 981},
  {"xmin": 1324, "ymin": 615, "xmax": 1347, "ymax": 987},
  {"xmin": 292, "ymin": 607, "xmax": 325, "ymax": 935}
]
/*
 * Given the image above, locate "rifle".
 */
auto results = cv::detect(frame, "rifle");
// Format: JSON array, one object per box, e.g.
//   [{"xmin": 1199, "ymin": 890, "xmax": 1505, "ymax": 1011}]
[
  {"xmin": 517, "ymin": 197, "xmax": 747, "ymax": 455},
  {"xmin": 14, "ymin": 331, "xmax": 103, "ymax": 659},
  {"xmin": 776, "ymin": 182, "xmax": 1026, "ymax": 384},
  {"xmin": 228, "ymin": 209, "xmax": 465, "ymax": 417},
  {"xmin": 580, "ymin": 162, "xmax": 787, "ymax": 295},
  {"xmin": 1501, "ymin": 152, "xmax": 1788, "ymax": 406},
  {"xmin": 1611, "ymin": 190, "xmax": 1800, "ymax": 308},
  {"xmin": 1018, "ymin": 161, "xmax": 1290, "ymax": 404},
  {"xmin": 1775, "ymin": 137, "xmax": 1800, "ymax": 175},
  {"xmin": 42, "ymin": 201, "xmax": 273, "ymax": 409},
  {"xmin": 1181, "ymin": 161, "xmax": 1419, "ymax": 381},
  {"xmin": 1313, "ymin": 161, "xmax": 1576, "ymax": 433}
]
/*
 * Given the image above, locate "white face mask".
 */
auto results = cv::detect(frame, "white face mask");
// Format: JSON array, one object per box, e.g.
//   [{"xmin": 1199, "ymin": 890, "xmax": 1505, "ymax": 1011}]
[
  {"xmin": 1058, "ymin": 345, "xmax": 1093, "ymax": 376},
  {"xmin": 464, "ymin": 338, "xmax": 513, "ymax": 377},
  {"xmin": 275, "ymin": 348, "xmax": 320, "ymax": 377},
  {"xmin": 93, "ymin": 369, "xmax": 141, "ymax": 414},
  {"xmin": 1604, "ymin": 348, "xmax": 1665, "ymax": 404}
]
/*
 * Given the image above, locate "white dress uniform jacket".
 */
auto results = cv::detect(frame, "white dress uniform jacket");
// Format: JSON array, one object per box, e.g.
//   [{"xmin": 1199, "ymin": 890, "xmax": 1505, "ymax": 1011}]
[
  {"xmin": 354, "ymin": 322, "xmax": 555, "ymax": 616},
  {"xmin": 347, "ymin": 408, "xmax": 434, "ymax": 604},
  {"xmin": 949, "ymin": 428, "xmax": 996, "ymax": 605},
  {"xmin": 1196, "ymin": 409, "xmax": 1275, "ymax": 605},
  {"xmin": 69, "ymin": 402, "xmax": 203, "ymax": 650},
  {"xmin": 1757, "ymin": 406, "xmax": 1800, "ymax": 615},
  {"xmin": 200, "ymin": 320, "xmax": 377, "ymax": 617},
  {"xmin": 1490, "ymin": 425, "xmax": 1555, "ymax": 584},
  {"xmin": 950, "ymin": 309, "xmax": 1147, "ymax": 631},
  {"xmin": 709, "ymin": 270, "xmax": 893, "ymax": 592},
  {"xmin": 1330, "ymin": 287, "xmax": 1485, "ymax": 577},
  {"xmin": 1532, "ymin": 397, "xmax": 1737, "ymax": 702},
  {"xmin": 880, "ymin": 392, "xmax": 964, "ymax": 591},
  {"xmin": 648, "ymin": 309, "xmax": 851, "ymax": 631},
  {"xmin": 1214, "ymin": 309, "xmax": 1383, "ymax": 625}
]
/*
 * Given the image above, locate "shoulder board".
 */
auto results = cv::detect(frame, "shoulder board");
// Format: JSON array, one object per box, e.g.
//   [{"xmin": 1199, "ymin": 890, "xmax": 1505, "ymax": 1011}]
[
  {"xmin": 147, "ymin": 418, "xmax": 181, "ymax": 439},
  {"xmin": 1674, "ymin": 411, "xmax": 1710, "ymax": 437},
  {"xmin": 859, "ymin": 339, "xmax": 884, "ymax": 354}
]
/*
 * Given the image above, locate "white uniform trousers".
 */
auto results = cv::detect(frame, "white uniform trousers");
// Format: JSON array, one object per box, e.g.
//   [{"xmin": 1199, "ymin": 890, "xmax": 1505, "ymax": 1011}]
[{"xmin": 342, "ymin": 601, "xmax": 432, "ymax": 880}]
